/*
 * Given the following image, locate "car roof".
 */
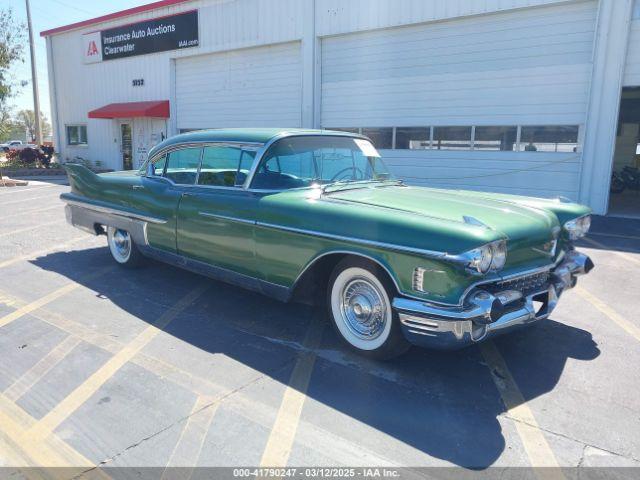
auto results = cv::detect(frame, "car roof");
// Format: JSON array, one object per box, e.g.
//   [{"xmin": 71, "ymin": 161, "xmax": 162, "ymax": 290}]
[{"xmin": 149, "ymin": 128, "xmax": 366, "ymax": 156}]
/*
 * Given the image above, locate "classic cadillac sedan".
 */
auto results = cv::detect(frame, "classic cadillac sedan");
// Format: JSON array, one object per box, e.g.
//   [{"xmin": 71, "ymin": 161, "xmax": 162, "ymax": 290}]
[{"xmin": 62, "ymin": 128, "xmax": 594, "ymax": 359}]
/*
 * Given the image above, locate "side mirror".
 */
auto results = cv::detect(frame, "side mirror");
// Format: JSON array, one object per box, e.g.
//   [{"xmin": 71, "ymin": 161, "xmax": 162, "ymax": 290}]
[{"xmin": 146, "ymin": 161, "xmax": 155, "ymax": 177}]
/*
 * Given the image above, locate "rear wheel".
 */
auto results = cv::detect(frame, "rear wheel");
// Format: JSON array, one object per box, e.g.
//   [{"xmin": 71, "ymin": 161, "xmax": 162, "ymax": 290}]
[
  {"xmin": 327, "ymin": 258, "xmax": 410, "ymax": 359},
  {"xmin": 106, "ymin": 226, "xmax": 145, "ymax": 267}
]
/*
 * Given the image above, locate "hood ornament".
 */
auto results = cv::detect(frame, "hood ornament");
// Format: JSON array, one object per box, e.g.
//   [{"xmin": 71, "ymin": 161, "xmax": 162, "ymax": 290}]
[{"xmin": 463, "ymin": 216, "xmax": 490, "ymax": 228}]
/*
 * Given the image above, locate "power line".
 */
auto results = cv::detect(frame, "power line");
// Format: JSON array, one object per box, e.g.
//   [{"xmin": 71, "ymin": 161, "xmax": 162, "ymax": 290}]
[{"xmin": 45, "ymin": 0, "xmax": 97, "ymax": 17}]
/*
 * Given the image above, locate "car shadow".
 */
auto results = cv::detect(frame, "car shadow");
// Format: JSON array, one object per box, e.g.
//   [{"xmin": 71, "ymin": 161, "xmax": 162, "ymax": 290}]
[{"xmin": 30, "ymin": 246, "xmax": 600, "ymax": 469}]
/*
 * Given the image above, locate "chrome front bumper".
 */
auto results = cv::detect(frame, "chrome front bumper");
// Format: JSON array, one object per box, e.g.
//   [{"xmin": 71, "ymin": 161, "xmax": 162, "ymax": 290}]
[{"xmin": 393, "ymin": 251, "xmax": 594, "ymax": 349}]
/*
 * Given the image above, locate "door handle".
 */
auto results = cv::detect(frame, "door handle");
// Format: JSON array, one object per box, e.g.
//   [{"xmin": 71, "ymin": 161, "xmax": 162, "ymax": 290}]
[{"xmin": 132, "ymin": 185, "xmax": 144, "ymax": 190}]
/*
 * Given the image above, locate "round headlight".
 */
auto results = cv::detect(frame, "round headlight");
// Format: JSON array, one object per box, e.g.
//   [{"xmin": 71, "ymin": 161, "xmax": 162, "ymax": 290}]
[
  {"xmin": 468, "ymin": 245, "xmax": 493, "ymax": 274},
  {"xmin": 491, "ymin": 240, "xmax": 507, "ymax": 270}
]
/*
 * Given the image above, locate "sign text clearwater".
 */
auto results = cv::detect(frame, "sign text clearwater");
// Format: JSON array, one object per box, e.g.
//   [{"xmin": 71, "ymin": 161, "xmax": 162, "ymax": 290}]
[{"xmin": 83, "ymin": 10, "xmax": 198, "ymax": 63}]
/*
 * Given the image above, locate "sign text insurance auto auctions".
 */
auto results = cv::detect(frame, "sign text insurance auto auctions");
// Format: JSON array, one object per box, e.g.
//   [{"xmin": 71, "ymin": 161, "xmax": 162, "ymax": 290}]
[{"xmin": 83, "ymin": 10, "xmax": 199, "ymax": 63}]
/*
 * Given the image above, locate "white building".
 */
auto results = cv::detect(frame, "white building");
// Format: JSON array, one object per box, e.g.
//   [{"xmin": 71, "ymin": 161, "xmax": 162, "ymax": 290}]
[{"xmin": 42, "ymin": 0, "xmax": 640, "ymax": 216}]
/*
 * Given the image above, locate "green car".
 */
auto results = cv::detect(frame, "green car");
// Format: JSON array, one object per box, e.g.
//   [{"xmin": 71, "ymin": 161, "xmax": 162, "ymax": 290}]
[{"xmin": 62, "ymin": 128, "xmax": 594, "ymax": 358}]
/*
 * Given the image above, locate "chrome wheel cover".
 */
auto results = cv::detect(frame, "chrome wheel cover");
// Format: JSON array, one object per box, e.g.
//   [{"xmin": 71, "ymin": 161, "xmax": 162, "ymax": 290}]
[
  {"xmin": 339, "ymin": 277, "xmax": 388, "ymax": 340},
  {"xmin": 108, "ymin": 227, "xmax": 131, "ymax": 263}
]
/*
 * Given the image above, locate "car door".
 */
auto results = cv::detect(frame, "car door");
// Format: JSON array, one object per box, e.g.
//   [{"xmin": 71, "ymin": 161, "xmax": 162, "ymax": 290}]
[
  {"xmin": 176, "ymin": 145, "xmax": 258, "ymax": 277},
  {"xmin": 129, "ymin": 147, "xmax": 201, "ymax": 253}
]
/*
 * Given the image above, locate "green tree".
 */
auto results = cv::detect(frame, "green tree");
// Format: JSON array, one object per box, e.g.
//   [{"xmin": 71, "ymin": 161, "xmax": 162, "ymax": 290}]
[
  {"xmin": 16, "ymin": 109, "xmax": 51, "ymax": 141},
  {"xmin": 0, "ymin": 117, "xmax": 24, "ymax": 142},
  {"xmin": 0, "ymin": 8, "xmax": 26, "ymax": 138}
]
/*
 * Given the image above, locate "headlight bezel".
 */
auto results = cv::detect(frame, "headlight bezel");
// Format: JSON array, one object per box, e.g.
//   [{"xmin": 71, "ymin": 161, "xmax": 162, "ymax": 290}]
[
  {"xmin": 462, "ymin": 239, "xmax": 507, "ymax": 275},
  {"xmin": 564, "ymin": 214, "xmax": 591, "ymax": 241}
]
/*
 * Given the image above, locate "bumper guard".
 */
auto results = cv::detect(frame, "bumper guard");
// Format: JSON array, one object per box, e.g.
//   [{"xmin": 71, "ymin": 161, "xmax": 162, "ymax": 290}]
[{"xmin": 393, "ymin": 251, "xmax": 594, "ymax": 349}]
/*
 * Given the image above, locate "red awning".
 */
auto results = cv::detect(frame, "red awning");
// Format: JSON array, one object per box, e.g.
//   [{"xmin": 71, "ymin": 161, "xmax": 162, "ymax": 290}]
[{"xmin": 88, "ymin": 101, "xmax": 170, "ymax": 119}]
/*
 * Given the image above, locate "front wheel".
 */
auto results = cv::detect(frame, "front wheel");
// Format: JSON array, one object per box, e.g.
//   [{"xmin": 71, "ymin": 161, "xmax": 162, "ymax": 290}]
[
  {"xmin": 106, "ymin": 226, "xmax": 145, "ymax": 267},
  {"xmin": 327, "ymin": 258, "xmax": 410, "ymax": 360}
]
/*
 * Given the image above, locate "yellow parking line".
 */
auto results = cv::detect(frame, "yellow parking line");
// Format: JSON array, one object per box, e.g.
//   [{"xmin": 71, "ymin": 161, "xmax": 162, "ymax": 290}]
[
  {"xmin": 3, "ymin": 204, "xmax": 62, "ymax": 221},
  {"xmin": 4, "ymin": 336, "xmax": 82, "ymax": 401},
  {"xmin": 583, "ymin": 237, "xmax": 640, "ymax": 266},
  {"xmin": 0, "ymin": 219, "xmax": 66, "ymax": 239},
  {"xmin": 0, "ymin": 266, "xmax": 114, "ymax": 329},
  {"xmin": 162, "ymin": 396, "xmax": 218, "ymax": 477},
  {"xmin": 480, "ymin": 341, "xmax": 565, "ymax": 476},
  {"xmin": 0, "ymin": 235, "xmax": 89, "ymax": 269},
  {"xmin": 0, "ymin": 291, "xmax": 23, "ymax": 308},
  {"xmin": 575, "ymin": 287, "xmax": 640, "ymax": 342},
  {"xmin": 28, "ymin": 284, "xmax": 209, "ymax": 442},
  {"xmin": 0, "ymin": 392, "xmax": 97, "ymax": 467},
  {"xmin": 259, "ymin": 319, "xmax": 324, "ymax": 468}
]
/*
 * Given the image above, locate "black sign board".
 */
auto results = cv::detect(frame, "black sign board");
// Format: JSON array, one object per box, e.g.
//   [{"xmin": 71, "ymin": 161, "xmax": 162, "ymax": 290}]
[{"xmin": 101, "ymin": 10, "xmax": 198, "ymax": 61}]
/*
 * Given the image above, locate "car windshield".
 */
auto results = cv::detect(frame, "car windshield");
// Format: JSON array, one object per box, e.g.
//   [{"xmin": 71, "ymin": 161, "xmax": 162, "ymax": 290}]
[{"xmin": 250, "ymin": 135, "xmax": 394, "ymax": 190}]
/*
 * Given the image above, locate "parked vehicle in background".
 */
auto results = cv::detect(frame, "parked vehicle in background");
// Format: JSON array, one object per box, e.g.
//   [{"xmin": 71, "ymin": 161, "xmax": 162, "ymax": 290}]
[
  {"xmin": 1, "ymin": 140, "xmax": 27, "ymax": 152},
  {"xmin": 620, "ymin": 166, "xmax": 640, "ymax": 192},
  {"xmin": 611, "ymin": 171, "xmax": 626, "ymax": 194},
  {"xmin": 611, "ymin": 166, "xmax": 640, "ymax": 194},
  {"xmin": 61, "ymin": 128, "xmax": 595, "ymax": 359},
  {"xmin": 1, "ymin": 140, "xmax": 39, "ymax": 153}
]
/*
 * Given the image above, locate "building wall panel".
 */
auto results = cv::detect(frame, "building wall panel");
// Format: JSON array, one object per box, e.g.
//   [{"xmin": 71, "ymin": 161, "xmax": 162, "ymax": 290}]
[
  {"xmin": 321, "ymin": 0, "xmax": 597, "ymax": 127},
  {"xmin": 321, "ymin": 1, "xmax": 596, "ymax": 202},
  {"xmin": 382, "ymin": 150, "xmax": 581, "ymax": 199},
  {"xmin": 48, "ymin": 0, "xmax": 303, "ymax": 168},
  {"xmin": 175, "ymin": 42, "xmax": 302, "ymax": 129},
  {"xmin": 316, "ymin": 0, "xmax": 580, "ymax": 37}
]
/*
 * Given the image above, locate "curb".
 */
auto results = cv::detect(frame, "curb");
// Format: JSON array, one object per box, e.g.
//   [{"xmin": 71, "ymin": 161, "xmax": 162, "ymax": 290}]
[{"xmin": 0, "ymin": 177, "xmax": 29, "ymax": 187}]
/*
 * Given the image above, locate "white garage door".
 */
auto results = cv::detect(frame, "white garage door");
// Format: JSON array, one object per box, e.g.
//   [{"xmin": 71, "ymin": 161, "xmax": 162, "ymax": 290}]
[
  {"xmin": 623, "ymin": 0, "xmax": 640, "ymax": 87},
  {"xmin": 321, "ymin": 1, "xmax": 597, "ymax": 200},
  {"xmin": 175, "ymin": 42, "xmax": 302, "ymax": 130}
]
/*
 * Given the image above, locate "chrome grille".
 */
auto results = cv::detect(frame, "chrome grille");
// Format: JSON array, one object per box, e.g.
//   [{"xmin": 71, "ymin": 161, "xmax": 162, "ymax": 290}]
[{"xmin": 485, "ymin": 271, "xmax": 550, "ymax": 296}]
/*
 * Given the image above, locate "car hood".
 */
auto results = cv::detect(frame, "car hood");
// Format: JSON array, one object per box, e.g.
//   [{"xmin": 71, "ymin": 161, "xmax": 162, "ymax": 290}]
[{"xmin": 323, "ymin": 185, "xmax": 559, "ymax": 244}]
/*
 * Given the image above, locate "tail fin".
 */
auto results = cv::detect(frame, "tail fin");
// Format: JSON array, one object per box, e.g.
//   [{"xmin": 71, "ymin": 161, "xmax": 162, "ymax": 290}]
[{"xmin": 64, "ymin": 163, "xmax": 102, "ymax": 197}]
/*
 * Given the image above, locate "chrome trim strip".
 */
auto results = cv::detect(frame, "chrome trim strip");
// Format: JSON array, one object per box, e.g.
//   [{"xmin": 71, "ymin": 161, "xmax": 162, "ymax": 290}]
[
  {"xmin": 61, "ymin": 195, "xmax": 167, "ymax": 225},
  {"xmin": 290, "ymin": 249, "xmax": 428, "ymax": 304},
  {"xmin": 148, "ymin": 141, "xmax": 264, "ymax": 164},
  {"xmin": 198, "ymin": 211, "xmax": 255, "ymax": 226},
  {"xmin": 256, "ymin": 221, "xmax": 451, "ymax": 260}
]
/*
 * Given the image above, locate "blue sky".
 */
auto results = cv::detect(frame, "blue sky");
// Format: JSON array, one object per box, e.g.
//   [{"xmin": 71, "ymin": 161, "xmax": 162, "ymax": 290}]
[{"xmin": 5, "ymin": 0, "xmax": 151, "ymax": 120}]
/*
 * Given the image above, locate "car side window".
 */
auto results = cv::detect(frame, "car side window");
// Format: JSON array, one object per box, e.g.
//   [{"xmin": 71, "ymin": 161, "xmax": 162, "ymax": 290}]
[
  {"xmin": 165, "ymin": 148, "xmax": 201, "ymax": 185},
  {"xmin": 198, "ymin": 146, "xmax": 247, "ymax": 187},
  {"xmin": 140, "ymin": 154, "xmax": 167, "ymax": 176}
]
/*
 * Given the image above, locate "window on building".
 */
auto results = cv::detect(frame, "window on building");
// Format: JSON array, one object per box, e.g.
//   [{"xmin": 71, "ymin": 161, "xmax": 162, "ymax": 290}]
[
  {"xmin": 395, "ymin": 127, "xmax": 431, "ymax": 150},
  {"xmin": 66, "ymin": 125, "xmax": 88, "ymax": 145},
  {"xmin": 433, "ymin": 126, "xmax": 472, "ymax": 150},
  {"xmin": 474, "ymin": 126, "xmax": 518, "ymax": 151},
  {"xmin": 519, "ymin": 126, "xmax": 579, "ymax": 152},
  {"xmin": 165, "ymin": 147, "xmax": 201, "ymax": 184},
  {"xmin": 362, "ymin": 127, "xmax": 393, "ymax": 149},
  {"xmin": 198, "ymin": 146, "xmax": 254, "ymax": 187}
]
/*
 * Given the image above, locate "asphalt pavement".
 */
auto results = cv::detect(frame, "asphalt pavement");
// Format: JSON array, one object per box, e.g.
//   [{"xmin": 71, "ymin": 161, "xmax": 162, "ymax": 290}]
[{"xmin": 0, "ymin": 180, "xmax": 639, "ymax": 478}]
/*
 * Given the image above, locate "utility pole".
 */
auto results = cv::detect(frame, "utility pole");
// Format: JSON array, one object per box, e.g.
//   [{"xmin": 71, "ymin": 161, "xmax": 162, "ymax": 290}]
[{"xmin": 25, "ymin": 0, "xmax": 42, "ymax": 145}]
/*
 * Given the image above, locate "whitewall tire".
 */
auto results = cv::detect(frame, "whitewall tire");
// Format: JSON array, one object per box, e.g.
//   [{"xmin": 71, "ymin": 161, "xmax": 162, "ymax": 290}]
[
  {"xmin": 106, "ymin": 226, "xmax": 145, "ymax": 267},
  {"xmin": 327, "ymin": 258, "xmax": 410, "ymax": 359}
]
